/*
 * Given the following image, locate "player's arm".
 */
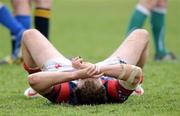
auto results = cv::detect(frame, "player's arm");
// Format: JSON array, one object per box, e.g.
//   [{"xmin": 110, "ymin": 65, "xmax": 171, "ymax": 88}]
[
  {"xmin": 71, "ymin": 57, "xmax": 127, "ymax": 79},
  {"xmin": 71, "ymin": 56, "xmax": 142, "ymax": 82},
  {"xmin": 29, "ymin": 66, "xmax": 101, "ymax": 84},
  {"xmin": 28, "ymin": 64, "xmax": 103, "ymax": 94},
  {"xmin": 99, "ymin": 64, "xmax": 126, "ymax": 78},
  {"xmin": 71, "ymin": 57, "xmax": 129, "ymax": 79},
  {"xmin": 99, "ymin": 64, "xmax": 143, "ymax": 84}
]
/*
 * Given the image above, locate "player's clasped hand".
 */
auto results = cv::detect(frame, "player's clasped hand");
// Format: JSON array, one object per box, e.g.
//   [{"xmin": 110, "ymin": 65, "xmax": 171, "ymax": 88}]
[
  {"xmin": 72, "ymin": 56, "xmax": 103, "ymax": 78},
  {"xmin": 85, "ymin": 64, "xmax": 103, "ymax": 78},
  {"xmin": 71, "ymin": 56, "xmax": 84, "ymax": 69},
  {"xmin": 74, "ymin": 59, "xmax": 103, "ymax": 79}
]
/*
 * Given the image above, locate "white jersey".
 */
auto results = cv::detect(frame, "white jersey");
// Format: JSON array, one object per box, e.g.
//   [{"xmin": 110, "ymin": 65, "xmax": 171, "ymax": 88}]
[
  {"xmin": 41, "ymin": 56, "xmax": 126, "ymax": 81},
  {"xmin": 42, "ymin": 57, "xmax": 75, "ymax": 72}
]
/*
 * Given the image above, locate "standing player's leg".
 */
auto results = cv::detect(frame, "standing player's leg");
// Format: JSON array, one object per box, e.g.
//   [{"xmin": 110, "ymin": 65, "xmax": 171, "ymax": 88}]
[
  {"xmin": 151, "ymin": 0, "xmax": 176, "ymax": 60},
  {"xmin": 34, "ymin": 0, "xmax": 52, "ymax": 39},
  {"xmin": 127, "ymin": 0, "xmax": 157, "ymax": 34},
  {"xmin": 0, "ymin": 2, "xmax": 25, "ymax": 64},
  {"xmin": 10, "ymin": 0, "xmax": 31, "ymax": 63},
  {"xmin": 11, "ymin": 0, "xmax": 32, "ymax": 29}
]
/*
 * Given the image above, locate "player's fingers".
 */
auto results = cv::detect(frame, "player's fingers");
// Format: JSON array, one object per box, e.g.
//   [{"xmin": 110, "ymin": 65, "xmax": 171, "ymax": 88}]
[
  {"xmin": 86, "ymin": 65, "xmax": 94, "ymax": 74},
  {"xmin": 86, "ymin": 64, "xmax": 96, "ymax": 76},
  {"xmin": 72, "ymin": 57, "xmax": 78, "ymax": 61},
  {"xmin": 72, "ymin": 56, "xmax": 81, "ymax": 61},
  {"xmin": 77, "ymin": 56, "xmax": 82, "ymax": 58},
  {"xmin": 93, "ymin": 73, "xmax": 104, "ymax": 78},
  {"xmin": 90, "ymin": 65, "xmax": 100, "ymax": 75},
  {"xmin": 77, "ymin": 58, "xmax": 83, "ymax": 64}
]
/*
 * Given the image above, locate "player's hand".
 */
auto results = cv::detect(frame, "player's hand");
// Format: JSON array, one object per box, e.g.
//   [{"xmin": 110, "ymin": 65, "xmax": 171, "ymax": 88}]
[
  {"xmin": 71, "ymin": 56, "xmax": 84, "ymax": 69},
  {"xmin": 77, "ymin": 64, "xmax": 103, "ymax": 79},
  {"xmin": 85, "ymin": 64, "xmax": 103, "ymax": 78},
  {"xmin": 71, "ymin": 56, "xmax": 95, "ymax": 70}
]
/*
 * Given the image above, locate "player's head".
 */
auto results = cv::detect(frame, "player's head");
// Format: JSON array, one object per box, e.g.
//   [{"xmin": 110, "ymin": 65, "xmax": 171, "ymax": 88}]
[{"xmin": 75, "ymin": 78, "xmax": 107, "ymax": 105}]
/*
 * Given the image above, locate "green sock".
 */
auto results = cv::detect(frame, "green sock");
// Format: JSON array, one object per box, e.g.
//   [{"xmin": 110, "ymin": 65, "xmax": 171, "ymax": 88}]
[
  {"xmin": 127, "ymin": 5, "xmax": 149, "ymax": 35},
  {"xmin": 151, "ymin": 10, "xmax": 167, "ymax": 56}
]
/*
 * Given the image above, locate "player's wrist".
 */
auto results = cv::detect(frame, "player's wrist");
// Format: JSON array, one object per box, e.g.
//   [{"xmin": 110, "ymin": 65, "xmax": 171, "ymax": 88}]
[
  {"xmin": 72, "ymin": 69, "xmax": 86, "ymax": 80},
  {"xmin": 71, "ymin": 71, "xmax": 80, "ymax": 80},
  {"xmin": 95, "ymin": 65, "xmax": 101, "ymax": 73}
]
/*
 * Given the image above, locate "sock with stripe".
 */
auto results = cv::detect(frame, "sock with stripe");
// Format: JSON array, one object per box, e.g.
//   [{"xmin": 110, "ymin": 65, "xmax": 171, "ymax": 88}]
[
  {"xmin": 127, "ymin": 4, "xmax": 150, "ymax": 35},
  {"xmin": 34, "ymin": 8, "xmax": 50, "ymax": 39},
  {"xmin": 151, "ymin": 7, "xmax": 167, "ymax": 57}
]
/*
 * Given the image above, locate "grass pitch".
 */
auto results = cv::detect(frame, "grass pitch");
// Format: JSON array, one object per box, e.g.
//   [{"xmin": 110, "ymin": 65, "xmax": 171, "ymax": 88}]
[{"xmin": 0, "ymin": 0, "xmax": 180, "ymax": 116}]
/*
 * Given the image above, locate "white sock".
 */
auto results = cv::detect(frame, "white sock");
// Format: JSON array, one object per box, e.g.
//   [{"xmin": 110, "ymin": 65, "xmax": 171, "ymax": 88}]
[
  {"xmin": 152, "ymin": 7, "xmax": 167, "ymax": 14},
  {"xmin": 136, "ymin": 4, "xmax": 150, "ymax": 16}
]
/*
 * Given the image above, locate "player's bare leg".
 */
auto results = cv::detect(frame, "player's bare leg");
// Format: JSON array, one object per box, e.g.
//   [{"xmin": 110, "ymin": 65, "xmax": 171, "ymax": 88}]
[
  {"xmin": 22, "ymin": 29, "xmax": 64, "ymax": 97},
  {"xmin": 34, "ymin": 0, "xmax": 52, "ymax": 8},
  {"xmin": 109, "ymin": 29, "xmax": 149, "ymax": 95},
  {"xmin": 22, "ymin": 29, "xmax": 64, "ymax": 68},
  {"xmin": 11, "ymin": 0, "xmax": 31, "ymax": 15},
  {"xmin": 109, "ymin": 29, "xmax": 149, "ymax": 67}
]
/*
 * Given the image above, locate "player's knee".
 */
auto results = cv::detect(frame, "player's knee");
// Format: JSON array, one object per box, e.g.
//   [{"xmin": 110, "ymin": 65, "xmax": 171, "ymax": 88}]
[
  {"xmin": 23, "ymin": 29, "xmax": 39, "ymax": 36},
  {"xmin": 134, "ymin": 29, "xmax": 149, "ymax": 43},
  {"xmin": 22, "ymin": 29, "xmax": 39, "ymax": 40},
  {"xmin": 133, "ymin": 29, "xmax": 148, "ymax": 36},
  {"xmin": 28, "ymin": 74, "xmax": 39, "ymax": 86}
]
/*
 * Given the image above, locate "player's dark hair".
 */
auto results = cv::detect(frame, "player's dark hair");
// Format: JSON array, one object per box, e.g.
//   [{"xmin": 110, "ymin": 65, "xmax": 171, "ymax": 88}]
[{"xmin": 74, "ymin": 80, "xmax": 107, "ymax": 105}]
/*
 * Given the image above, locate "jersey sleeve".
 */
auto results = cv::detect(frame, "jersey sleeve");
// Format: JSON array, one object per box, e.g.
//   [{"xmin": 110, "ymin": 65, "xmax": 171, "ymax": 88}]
[
  {"xmin": 43, "ymin": 82, "xmax": 70, "ymax": 104},
  {"xmin": 106, "ymin": 80, "xmax": 133, "ymax": 103}
]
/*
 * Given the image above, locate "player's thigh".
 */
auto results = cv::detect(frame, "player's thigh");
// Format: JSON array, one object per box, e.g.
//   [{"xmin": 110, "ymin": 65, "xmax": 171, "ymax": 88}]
[
  {"xmin": 109, "ymin": 29, "xmax": 149, "ymax": 65},
  {"xmin": 139, "ymin": 0, "xmax": 158, "ymax": 10},
  {"xmin": 34, "ymin": 0, "xmax": 52, "ymax": 8},
  {"xmin": 23, "ymin": 29, "xmax": 65, "ymax": 67},
  {"xmin": 11, "ymin": 0, "xmax": 31, "ymax": 15}
]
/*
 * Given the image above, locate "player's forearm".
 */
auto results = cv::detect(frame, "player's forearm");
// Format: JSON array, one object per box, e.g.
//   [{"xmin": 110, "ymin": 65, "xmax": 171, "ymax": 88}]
[
  {"xmin": 99, "ymin": 64, "xmax": 124, "ymax": 78},
  {"xmin": 28, "ymin": 71, "xmax": 77, "ymax": 85},
  {"xmin": 100, "ymin": 64, "xmax": 144, "ymax": 86},
  {"xmin": 28, "ymin": 71, "xmax": 80, "ymax": 94},
  {"xmin": 28, "ymin": 71, "xmax": 72, "ymax": 94},
  {"xmin": 29, "ymin": 68, "xmax": 91, "ymax": 85}
]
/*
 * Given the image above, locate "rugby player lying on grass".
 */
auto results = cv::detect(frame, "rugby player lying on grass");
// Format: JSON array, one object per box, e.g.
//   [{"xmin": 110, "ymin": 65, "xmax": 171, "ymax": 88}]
[{"xmin": 22, "ymin": 28, "xmax": 149, "ymax": 105}]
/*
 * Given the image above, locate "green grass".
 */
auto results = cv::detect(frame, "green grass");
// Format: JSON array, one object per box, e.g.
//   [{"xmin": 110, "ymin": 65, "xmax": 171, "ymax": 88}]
[{"xmin": 0, "ymin": 0, "xmax": 180, "ymax": 116}]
